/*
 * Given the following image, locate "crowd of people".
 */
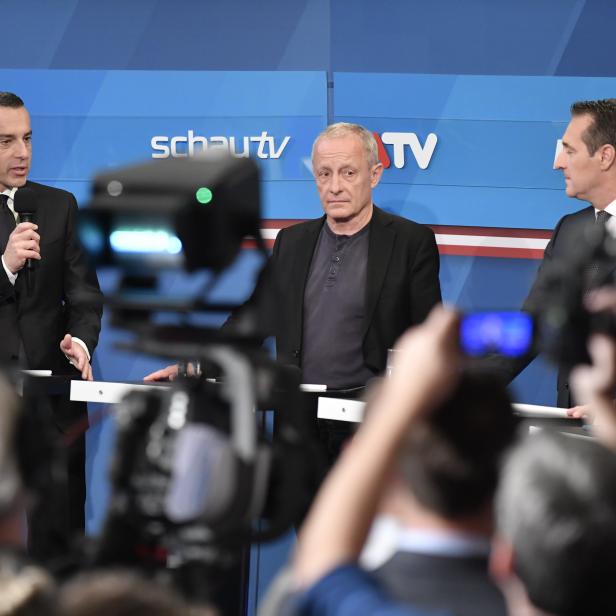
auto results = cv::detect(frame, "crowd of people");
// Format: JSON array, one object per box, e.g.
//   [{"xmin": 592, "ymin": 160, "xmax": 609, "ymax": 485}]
[{"xmin": 0, "ymin": 87, "xmax": 616, "ymax": 615}]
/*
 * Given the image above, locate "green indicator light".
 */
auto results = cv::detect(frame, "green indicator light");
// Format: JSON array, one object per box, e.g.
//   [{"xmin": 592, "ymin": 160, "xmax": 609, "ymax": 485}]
[{"xmin": 195, "ymin": 187, "xmax": 213, "ymax": 205}]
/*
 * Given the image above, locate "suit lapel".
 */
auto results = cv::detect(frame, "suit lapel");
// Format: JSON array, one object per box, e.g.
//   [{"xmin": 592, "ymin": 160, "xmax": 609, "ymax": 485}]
[
  {"xmin": 291, "ymin": 216, "xmax": 325, "ymax": 341},
  {"xmin": 364, "ymin": 206, "xmax": 395, "ymax": 334},
  {"xmin": 15, "ymin": 183, "xmax": 47, "ymax": 299},
  {"xmin": 23, "ymin": 181, "xmax": 48, "ymax": 241}
]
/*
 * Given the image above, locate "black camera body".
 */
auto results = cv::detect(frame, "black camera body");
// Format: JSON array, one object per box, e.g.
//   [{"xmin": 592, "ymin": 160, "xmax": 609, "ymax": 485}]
[
  {"xmin": 91, "ymin": 345, "xmax": 322, "ymax": 599},
  {"xmin": 531, "ymin": 218, "xmax": 616, "ymax": 369},
  {"xmin": 72, "ymin": 154, "xmax": 326, "ymax": 605}
]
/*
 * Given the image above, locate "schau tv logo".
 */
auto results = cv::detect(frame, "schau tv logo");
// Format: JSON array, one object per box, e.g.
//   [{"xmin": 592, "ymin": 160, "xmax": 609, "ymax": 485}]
[
  {"xmin": 151, "ymin": 130, "xmax": 291, "ymax": 159},
  {"xmin": 372, "ymin": 131, "xmax": 438, "ymax": 170}
]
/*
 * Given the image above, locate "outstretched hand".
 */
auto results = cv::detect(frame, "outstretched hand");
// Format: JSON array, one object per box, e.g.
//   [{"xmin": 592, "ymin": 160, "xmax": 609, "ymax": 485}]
[
  {"xmin": 570, "ymin": 335, "xmax": 616, "ymax": 448},
  {"xmin": 143, "ymin": 364, "xmax": 180, "ymax": 382},
  {"xmin": 569, "ymin": 288, "xmax": 616, "ymax": 449},
  {"xmin": 60, "ymin": 334, "xmax": 92, "ymax": 381}
]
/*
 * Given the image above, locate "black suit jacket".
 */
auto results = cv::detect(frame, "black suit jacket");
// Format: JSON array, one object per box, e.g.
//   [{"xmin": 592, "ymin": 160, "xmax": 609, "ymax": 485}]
[
  {"xmin": 233, "ymin": 205, "xmax": 441, "ymax": 378},
  {"xmin": 486, "ymin": 206, "xmax": 596, "ymax": 407},
  {"xmin": 373, "ymin": 550, "xmax": 507, "ymax": 616},
  {"xmin": 0, "ymin": 181, "xmax": 102, "ymax": 385}
]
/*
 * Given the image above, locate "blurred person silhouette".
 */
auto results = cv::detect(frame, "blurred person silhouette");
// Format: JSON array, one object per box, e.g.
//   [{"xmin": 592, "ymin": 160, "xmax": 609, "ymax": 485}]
[
  {"xmin": 365, "ymin": 370, "xmax": 517, "ymax": 616},
  {"xmin": 288, "ymin": 307, "xmax": 470, "ymax": 615},
  {"xmin": 490, "ymin": 430, "xmax": 616, "ymax": 616}
]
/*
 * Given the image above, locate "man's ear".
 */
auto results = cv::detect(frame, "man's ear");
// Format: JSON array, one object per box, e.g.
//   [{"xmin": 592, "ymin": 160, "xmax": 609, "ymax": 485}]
[
  {"xmin": 489, "ymin": 534, "xmax": 515, "ymax": 583},
  {"xmin": 599, "ymin": 143, "xmax": 616, "ymax": 170},
  {"xmin": 370, "ymin": 162, "xmax": 384, "ymax": 188}
]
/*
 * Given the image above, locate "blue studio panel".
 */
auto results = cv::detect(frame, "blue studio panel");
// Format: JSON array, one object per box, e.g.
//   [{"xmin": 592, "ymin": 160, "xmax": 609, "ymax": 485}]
[
  {"xmin": 334, "ymin": 73, "xmax": 616, "ymax": 228},
  {"xmin": 4, "ymin": 1, "xmax": 616, "ymax": 613},
  {"xmin": 0, "ymin": 69, "xmax": 326, "ymax": 210}
]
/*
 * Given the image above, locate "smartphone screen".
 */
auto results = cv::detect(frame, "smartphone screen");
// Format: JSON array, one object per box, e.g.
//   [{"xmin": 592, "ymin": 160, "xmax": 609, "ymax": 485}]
[{"xmin": 460, "ymin": 311, "xmax": 534, "ymax": 357}]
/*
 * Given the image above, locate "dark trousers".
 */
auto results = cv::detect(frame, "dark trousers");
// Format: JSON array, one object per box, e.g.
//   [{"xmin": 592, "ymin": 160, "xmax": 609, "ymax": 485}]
[
  {"xmin": 22, "ymin": 391, "xmax": 86, "ymax": 567},
  {"xmin": 316, "ymin": 419, "xmax": 356, "ymax": 466}
]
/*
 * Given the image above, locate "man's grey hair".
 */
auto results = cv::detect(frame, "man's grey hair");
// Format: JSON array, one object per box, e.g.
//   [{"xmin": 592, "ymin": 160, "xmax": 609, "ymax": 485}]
[
  {"xmin": 311, "ymin": 122, "xmax": 379, "ymax": 167},
  {"xmin": 496, "ymin": 432, "xmax": 616, "ymax": 616}
]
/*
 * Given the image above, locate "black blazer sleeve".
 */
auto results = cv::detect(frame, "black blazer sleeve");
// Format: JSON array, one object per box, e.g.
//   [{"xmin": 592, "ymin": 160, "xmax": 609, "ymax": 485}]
[
  {"xmin": 408, "ymin": 225, "xmax": 441, "ymax": 324},
  {"xmin": 478, "ymin": 214, "xmax": 569, "ymax": 385},
  {"xmin": 62, "ymin": 193, "xmax": 103, "ymax": 354}
]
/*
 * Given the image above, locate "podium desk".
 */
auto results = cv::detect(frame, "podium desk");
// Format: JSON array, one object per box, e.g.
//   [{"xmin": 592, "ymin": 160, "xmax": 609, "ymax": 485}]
[
  {"xmin": 69, "ymin": 379, "xmax": 165, "ymax": 403},
  {"xmin": 19, "ymin": 375, "xmax": 168, "ymax": 402},
  {"xmin": 21, "ymin": 378, "xmax": 588, "ymax": 437},
  {"xmin": 316, "ymin": 396, "xmax": 589, "ymax": 437}
]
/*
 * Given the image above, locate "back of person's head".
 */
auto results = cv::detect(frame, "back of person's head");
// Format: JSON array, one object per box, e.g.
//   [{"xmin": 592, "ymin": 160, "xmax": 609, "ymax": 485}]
[
  {"xmin": 496, "ymin": 432, "xmax": 616, "ymax": 616},
  {"xmin": 58, "ymin": 570, "xmax": 194, "ymax": 616},
  {"xmin": 397, "ymin": 369, "xmax": 517, "ymax": 519},
  {"xmin": 0, "ymin": 551, "xmax": 56, "ymax": 616},
  {"xmin": 0, "ymin": 93, "xmax": 24, "ymax": 110},
  {"xmin": 571, "ymin": 98, "xmax": 616, "ymax": 154}
]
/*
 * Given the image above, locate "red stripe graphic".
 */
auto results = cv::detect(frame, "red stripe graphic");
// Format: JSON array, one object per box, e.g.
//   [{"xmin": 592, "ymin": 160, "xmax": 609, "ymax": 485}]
[
  {"xmin": 245, "ymin": 220, "xmax": 552, "ymax": 260},
  {"xmin": 372, "ymin": 132, "xmax": 391, "ymax": 168}
]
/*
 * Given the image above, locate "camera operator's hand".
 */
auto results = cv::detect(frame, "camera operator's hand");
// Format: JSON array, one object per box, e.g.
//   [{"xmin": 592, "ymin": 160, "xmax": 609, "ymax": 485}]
[
  {"xmin": 377, "ymin": 306, "xmax": 462, "ymax": 419},
  {"xmin": 567, "ymin": 404, "xmax": 592, "ymax": 420},
  {"xmin": 568, "ymin": 287, "xmax": 616, "ymax": 445},
  {"xmin": 571, "ymin": 334, "xmax": 616, "ymax": 449},
  {"xmin": 2, "ymin": 222, "xmax": 40, "ymax": 273},
  {"xmin": 143, "ymin": 364, "xmax": 179, "ymax": 382}
]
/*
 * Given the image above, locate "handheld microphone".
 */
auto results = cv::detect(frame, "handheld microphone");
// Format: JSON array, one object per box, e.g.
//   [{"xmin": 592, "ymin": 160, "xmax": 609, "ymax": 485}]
[{"xmin": 13, "ymin": 187, "xmax": 39, "ymax": 294}]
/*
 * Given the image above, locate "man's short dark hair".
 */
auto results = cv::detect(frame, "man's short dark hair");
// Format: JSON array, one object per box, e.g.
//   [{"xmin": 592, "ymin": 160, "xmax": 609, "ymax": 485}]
[
  {"xmin": 497, "ymin": 432, "xmax": 616, "ymax": 616},
  {"xmin": 0, "ymin": 92, "xmax": 25, "ymax": 109},
  {"xmin": 397, "ymin": 370, "xmax": 518, "ymax": 518},
  {"xmin": 571, "ymin": 98, "xmax": 616, "ymax": 155}
]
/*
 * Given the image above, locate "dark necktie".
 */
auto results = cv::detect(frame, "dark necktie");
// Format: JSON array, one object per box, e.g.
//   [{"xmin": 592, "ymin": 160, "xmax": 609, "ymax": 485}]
[
  {"xmin": 0, "ymin": 194, "xmax": 16, "ymax": 254},
  {"xmin": 584, "ymin": 210, "xmax": 612, "ymax": 294},
  {"xmin": 596, "ymin": 209, "xmax": 611, "ymax": 227}
]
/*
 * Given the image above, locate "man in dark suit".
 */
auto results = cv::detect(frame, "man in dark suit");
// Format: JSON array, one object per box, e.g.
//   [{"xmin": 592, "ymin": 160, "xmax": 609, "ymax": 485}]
[
  {"xmin": 487, "ymin": 99, "xmax": 616, "ymax": 409},
  {"xmin": 0, "ymin": 92, "xmax": 103, "ymax": 559},
  {"xmin": 146, "ymin": 123, "xmax": 441, "ymax": 455}
]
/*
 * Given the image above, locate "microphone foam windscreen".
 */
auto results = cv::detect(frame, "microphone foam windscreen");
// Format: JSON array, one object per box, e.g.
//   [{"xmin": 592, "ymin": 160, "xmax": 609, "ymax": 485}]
[{"xmin": 13, "ymin": 187, "xmax": 38, "ymax": 214}]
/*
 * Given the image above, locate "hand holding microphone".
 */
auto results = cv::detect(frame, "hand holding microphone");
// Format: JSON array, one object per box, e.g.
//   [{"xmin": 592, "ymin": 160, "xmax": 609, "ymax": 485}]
[{"xmin": 4, "ymin": 188, "xmax": 40, "ymax": 292}]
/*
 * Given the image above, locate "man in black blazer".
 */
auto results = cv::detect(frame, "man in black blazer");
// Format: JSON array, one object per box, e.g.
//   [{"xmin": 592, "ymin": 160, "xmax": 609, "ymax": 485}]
[
  {"xmin": 0, "ymin": 92, "xmax": 102, "ymax": 558},
  {"xmin": 148, "ymin": 122, "xmax": 440, "ymax": 380},
  {"xmin": 487, "ymin": 99, "xmax": 616, "ymax": 409},
  {"xmin": 244, "ymin": 197, "xmax": 441, "ymax": 387},
  {"xmin": 146, "ymin": 123, "xmax": 441, "ymax": 455}
]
